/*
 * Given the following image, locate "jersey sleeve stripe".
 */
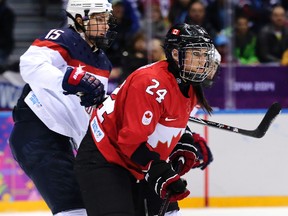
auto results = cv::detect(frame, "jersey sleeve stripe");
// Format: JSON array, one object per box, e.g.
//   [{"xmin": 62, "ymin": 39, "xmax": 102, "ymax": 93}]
[
  {"xmin": 32, "ymin": 39, "xmax": 110, "ymax": 78},
  {"xmin": 32, "ymin": 39, "xmax": 71, "ymax": 62}
]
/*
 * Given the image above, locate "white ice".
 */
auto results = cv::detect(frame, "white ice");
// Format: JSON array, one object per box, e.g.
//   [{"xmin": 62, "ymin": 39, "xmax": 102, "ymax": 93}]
[{"xmin": 2, "ymin": 207, "xmax": 288, "ymax": 216}]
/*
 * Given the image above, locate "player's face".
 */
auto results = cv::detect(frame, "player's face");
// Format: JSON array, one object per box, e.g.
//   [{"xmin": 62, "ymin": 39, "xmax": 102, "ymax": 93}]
[
  {"xmin": 183, "ymin": 48, "xmax": 208, "ymax": 73},
  {"xmin": 86, "ymin": 12, "xmax": 110, "ymax": 37}
]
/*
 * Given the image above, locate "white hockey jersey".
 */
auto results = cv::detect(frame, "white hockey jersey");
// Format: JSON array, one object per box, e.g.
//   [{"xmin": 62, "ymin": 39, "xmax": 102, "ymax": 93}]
[{"xmin": 20, "ymin": 27, "xmax": 112, "ymax": 147}]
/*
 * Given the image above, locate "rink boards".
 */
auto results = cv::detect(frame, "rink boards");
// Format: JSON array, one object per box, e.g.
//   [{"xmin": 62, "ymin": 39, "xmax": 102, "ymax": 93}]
[{"xmin": 0, "ymin": 109, "xmax": 287, "ymax": 211}]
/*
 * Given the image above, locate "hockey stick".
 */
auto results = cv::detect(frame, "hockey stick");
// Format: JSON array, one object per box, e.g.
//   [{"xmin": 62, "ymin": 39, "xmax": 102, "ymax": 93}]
[
  {"xmin": 189, "ymin": 102, "xmax": 282, "ymax": 138},
  {"xmin": 158, "ymin": 158, "xmax": 184, "ymax": 216},
  {"xmin": 158, "ymin": 191, "xmax": 170, "ymax": 216}
]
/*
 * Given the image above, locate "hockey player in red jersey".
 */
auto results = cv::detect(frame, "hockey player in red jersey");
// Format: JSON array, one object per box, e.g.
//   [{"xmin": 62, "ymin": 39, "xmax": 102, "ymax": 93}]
[
  {"xmin": 75, "ymin": 23, "xmax": 216, "ymax": 216},
  {"xmin": 8, "ymin": 0, "xmax": 116, "ymax": 215}
]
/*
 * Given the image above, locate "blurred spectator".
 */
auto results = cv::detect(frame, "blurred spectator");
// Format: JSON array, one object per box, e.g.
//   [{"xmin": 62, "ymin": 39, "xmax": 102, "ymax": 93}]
[
  {"xmin": 234, "ymin": 15, "xmax": 259, "ymax": 65},
  {"xmin": 185, "ymin": 0, "xmax": 217, "ymax": 40},
  {"xmin": 206, "ymin": 0, "xmax": 227, "ymax": 33},
  {"xmin": 125, "ymin": 0, "xmax": 142, "ymax": 20},
  {"xmin": 121, "ymin": 31, "xmax": 148, "ymax": 82},
  {"xmin": 113, "ymin": 0, "xmax": 141, "ymax": 36},
  {"xmin": 106, "ymin": 0, "xmax": 141, "ymax": 66},
  {"xmin": 280, "ymin": 48, "xmax": 288, "ymax": 66},
  {"xmin": 168, "ymin": 0, "xmax": 192, "ymax": 25},
  {"xmin": 256, "ymin": 5, "xmax": 288, "ymax": 64},
  {"xmin": 148, "ymin": 37, "xmax": 166, "ymax": 62},
  {"xmin": 148, "ymin": 3, "xmax": 168, "ymax": 38},
  {"xmin": 214, "ymin": 33, "xmax": 228, "ymax": 64},
  {"xmin": 0, "ymin": 0, "xmax": 15, "ymax": 66},
  {"xmin": 235, "ymin": 0, "xmax": 279, "ymax": 33},
  {"xmin": 138, "ymin": 0, "xmax": 171, "ymax": 21},
  {"xmin": 140, "ymin": 2, "xmax": 168, "ymax": 39}
]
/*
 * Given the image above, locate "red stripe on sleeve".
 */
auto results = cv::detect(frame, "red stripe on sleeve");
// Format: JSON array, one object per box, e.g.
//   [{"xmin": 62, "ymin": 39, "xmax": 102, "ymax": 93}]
[
  {"xmin": 32, "ymin": 39, "xmax": 71, "ymax": 62},
  {"xmin": 32, "ymin": 39, "xmax": 110, "ymax": 78}
]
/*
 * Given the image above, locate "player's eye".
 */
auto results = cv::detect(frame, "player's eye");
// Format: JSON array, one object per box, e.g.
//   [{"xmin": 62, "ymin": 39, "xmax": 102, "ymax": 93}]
[{"xmin": 192, "ymin": 51, "xmax": 201, "ymax": 57}]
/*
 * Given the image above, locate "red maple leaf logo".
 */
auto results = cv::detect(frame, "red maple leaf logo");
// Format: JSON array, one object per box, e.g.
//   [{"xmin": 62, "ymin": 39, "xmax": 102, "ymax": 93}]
[
  {"xmin": 172, "ymin": 29, "xmax": 180, "ymax": 35},
  {"xmin": 145, "ymin": 112, "xmax": 151, "ymax": 118}
]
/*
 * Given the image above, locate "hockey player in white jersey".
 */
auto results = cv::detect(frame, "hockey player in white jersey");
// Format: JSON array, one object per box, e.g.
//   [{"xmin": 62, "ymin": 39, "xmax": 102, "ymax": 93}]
[{"xmin": 9, "ymin": 0, "xmax": 116, "ymax": 215}]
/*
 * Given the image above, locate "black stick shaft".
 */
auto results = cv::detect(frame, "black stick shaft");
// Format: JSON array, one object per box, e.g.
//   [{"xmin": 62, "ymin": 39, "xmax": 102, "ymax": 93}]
[
  {"xmin": 158, "ymin": 192, "xmax": 171, "ymax": 216},
  {"xmin": 189, "ymin": 102, "xmax": 281, "ymax": 138}
]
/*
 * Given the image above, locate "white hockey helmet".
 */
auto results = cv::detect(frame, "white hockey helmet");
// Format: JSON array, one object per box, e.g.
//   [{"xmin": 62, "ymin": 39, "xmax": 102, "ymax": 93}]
[
  {"xmin": 66, "ymin": 0, "xmax": 116, "ymax": 49},
  {"xmin": 66, "ymin": 0, "xmax": 112, "ymax": 25}
]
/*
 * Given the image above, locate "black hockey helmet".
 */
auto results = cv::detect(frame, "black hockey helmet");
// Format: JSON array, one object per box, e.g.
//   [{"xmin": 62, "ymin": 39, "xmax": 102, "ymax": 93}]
[{"xmin": 164, "ymin": 23, "xmax": 215, "ymax": 83}]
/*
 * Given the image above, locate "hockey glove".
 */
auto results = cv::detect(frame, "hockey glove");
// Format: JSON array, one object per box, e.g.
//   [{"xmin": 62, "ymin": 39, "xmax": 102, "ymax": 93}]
[
  {"xmin": 169, "ymin": 132, "xmax": 201, "ymax": 176},
  {"xmin": 62, "ymin": 66, "xmax": 105, "ymax": 106},
  {"xmin": 78, "ymin": 92, "xmax": 104, "ymax": 107},
  {"xmin": 191, "ymin": 133, "xmax": 213, "ymax": 170},
  {"xmin": 145, "ymin": 160, "xmax": 190, "ymax": 202}
]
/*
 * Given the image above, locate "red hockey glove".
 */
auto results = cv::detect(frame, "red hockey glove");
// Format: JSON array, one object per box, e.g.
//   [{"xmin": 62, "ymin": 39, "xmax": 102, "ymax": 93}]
[
  {"xmin": 62, "ymin": 66, "xmax": 105, "ymax": 107},
  {"xmin": 191, "ymin": 133, "xmax": 213, "ymax": 170},
  {"xmin": 145, "ymin": 160, "xmax": 190, "ymax": 202},
  {"xmin": 170, "ymin": 132, "xmax": 201, "ymax": 176}
]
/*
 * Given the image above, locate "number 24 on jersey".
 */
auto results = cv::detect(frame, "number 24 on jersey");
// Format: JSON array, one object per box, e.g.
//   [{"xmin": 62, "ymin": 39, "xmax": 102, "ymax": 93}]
[{"xmin": 146, "ymin": 79, "xmax": 167, "ymax": 103}]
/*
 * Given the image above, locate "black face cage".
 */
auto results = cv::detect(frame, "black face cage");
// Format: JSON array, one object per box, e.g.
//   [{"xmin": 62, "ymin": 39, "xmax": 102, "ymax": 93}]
[
  {"xmin": 82, "ymin": 13, "xmax": 117, "ymax": 50},
  {"xmin": 178, "ymin": 43, "xmax": 215, "ymax": 83}
]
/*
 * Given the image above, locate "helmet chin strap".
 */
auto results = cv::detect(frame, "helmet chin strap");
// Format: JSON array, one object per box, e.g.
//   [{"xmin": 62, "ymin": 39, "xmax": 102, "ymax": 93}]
[{"xmin": 66, "ymin": 11, "xmax": 86, "ymax": 33}]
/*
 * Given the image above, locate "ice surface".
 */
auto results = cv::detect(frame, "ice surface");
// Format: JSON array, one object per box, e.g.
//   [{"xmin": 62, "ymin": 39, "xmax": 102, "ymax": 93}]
[{"xmin": 2, "ymin": 207, "xmax": 288, "ymax": 216}]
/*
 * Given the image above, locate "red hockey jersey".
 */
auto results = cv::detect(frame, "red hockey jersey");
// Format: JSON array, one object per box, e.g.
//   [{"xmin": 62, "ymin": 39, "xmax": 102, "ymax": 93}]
[{"xmin": 89, "ymin": 60, "xmax": 198, "ymax": 179}]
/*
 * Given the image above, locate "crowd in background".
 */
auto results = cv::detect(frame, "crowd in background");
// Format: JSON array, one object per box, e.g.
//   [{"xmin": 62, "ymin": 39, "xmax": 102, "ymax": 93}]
[
  {"xmin": 1, "ymin": 0, "xmax": 288, "ymax": 86},
  {"xmin": 103, "ymin": 0, "xmax": 288, "ymax": 89},
  {"xmin": 105, "ymin": 0, "xmax": 288, "ymax": 66}
]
